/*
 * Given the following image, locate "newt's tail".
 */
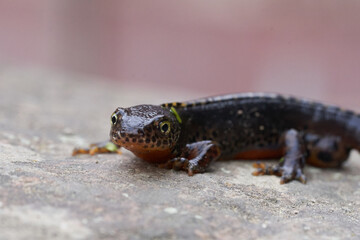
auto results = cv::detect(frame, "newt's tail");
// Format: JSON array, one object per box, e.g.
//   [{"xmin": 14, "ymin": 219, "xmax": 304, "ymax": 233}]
[
  {"xmin": 342, "ymin": 110, "xmax": 360, "ymax": 151},
  {"xmin": 307, "ymin": 103, "xmax": 360, "ymax": 151}
]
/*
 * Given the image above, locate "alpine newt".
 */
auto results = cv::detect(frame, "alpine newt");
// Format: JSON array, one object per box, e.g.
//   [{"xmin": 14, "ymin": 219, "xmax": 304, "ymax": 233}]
[{"xmin": 73, "ymin": 93, "xmax": 360, "ymax": 184}]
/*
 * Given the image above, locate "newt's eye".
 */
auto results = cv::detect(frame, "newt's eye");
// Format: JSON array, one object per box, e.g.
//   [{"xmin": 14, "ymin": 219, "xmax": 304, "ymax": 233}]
[
  {"xmin": 159, "ymin": 121, "xmax": 171, "ymax": 134},
  {"xmin": 111, "ymin": 113, "xmax": 117, "ymax": 125}
]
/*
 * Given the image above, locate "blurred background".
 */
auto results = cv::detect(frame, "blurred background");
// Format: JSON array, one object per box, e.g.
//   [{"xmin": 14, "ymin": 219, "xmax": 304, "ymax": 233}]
[{"xmin": 1, "ymin": 0, "xmax": 360, "ymax": 107}]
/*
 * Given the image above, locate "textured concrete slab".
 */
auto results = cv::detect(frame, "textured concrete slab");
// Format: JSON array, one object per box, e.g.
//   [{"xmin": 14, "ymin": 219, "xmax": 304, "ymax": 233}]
[{"xmin": 0, "ymin": 68, "xmax": 359, "ymax": 240}]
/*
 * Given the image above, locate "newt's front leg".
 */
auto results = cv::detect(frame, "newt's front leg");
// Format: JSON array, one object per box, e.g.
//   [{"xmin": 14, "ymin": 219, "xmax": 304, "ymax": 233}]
[
  {"xmin": 159, "ymin": 140, "xmax": 221, "ymax": 176},
  {"xmin": 253, "ymin": 129, "xmax": 307, "ymax": 184},
  {"xmin": 72, "ymin": 141, "xmax": 121, "ymax": 156}
]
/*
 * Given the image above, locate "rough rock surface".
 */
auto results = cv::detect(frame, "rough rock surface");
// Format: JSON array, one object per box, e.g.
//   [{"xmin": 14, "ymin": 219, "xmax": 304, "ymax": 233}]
[{"xmin": 0, "ymin": 68, "xmax": 359, "ymax": 240}]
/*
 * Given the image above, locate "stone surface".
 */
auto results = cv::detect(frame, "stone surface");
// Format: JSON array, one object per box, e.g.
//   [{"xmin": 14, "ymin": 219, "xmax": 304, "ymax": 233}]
[{"xmin": 0, "ymin": 68, "xmax": 359, "ymax": 240}]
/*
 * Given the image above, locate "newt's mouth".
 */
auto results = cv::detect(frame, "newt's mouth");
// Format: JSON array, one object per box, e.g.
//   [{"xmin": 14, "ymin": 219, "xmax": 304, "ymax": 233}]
[
  {"xmin": 110, "ymin": 130, "xmax": 173, "ymax": 163},
  {"xmin": 111, "ymin": 129, "xmax": 170, "ymax": 150}
]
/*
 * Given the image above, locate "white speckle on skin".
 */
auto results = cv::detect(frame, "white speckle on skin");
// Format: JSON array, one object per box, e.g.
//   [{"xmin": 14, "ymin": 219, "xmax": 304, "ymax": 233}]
[
  {"xmin": 195, "ymin": 215, "xmax": 203, "ymax": 220},
  {"xmin": 122, "ymin": 193, "xmax": 129, "ymax": 198},
  {"xmin": 259, "ymin": 125, "xmax": 265, "ymax": 131},
  {"xmin": 164, "ymin": 207, "xmax": 178, "ymax": 214},
  {"xmin": 237, "ymin": 110, "xmax": 243, "ymax": 115},
  {"xmin": 255, "ymin": 112, "xmax": 260, "ymax": 117},
  {"xmin": 262, "ymin": 223, "xmax": 267, "ymax": 228}
]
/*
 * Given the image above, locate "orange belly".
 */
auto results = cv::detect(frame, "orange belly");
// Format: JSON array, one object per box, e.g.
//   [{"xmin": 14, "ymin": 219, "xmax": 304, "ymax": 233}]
[
  {"xmin": 232, "ymin": 148, "xmax": 285, "ymax": 160},
  {"xmin": 131, "ymin": 148, "xmax": 174, "ymax": 164}
]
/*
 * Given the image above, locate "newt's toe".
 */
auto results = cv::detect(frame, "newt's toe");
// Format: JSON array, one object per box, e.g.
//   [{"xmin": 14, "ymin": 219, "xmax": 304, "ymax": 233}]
[
  {"xmin": 252, "ymin": 162, "xmax": 281, "ymax": 177},
  {"xmin": 187, "ymin": 169, "xmax": 194, "ymax": 176},
  {"xmin": 280, "ymin": 173, "xmax": 306, "ymax": 184},
  {"xmin": 158, "ymin": 157, "xmax": 188, "ymax": 171},
  {"xmin": 72, "ymin": 148, "xmax": 91, "ymax": 156},
  {"xmin": 252, "ymin": 161, "xmax": 306, "ymax": 184}
]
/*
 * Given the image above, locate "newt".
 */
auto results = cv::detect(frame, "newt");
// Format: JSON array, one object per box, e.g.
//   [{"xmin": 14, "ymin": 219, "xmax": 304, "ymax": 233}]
[{"xmin": 73, "ymin": 93, "xmax": 360, "ymax": 184}]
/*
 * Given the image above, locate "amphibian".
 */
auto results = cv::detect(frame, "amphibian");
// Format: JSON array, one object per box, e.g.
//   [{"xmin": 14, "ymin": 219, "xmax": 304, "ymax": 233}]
[{"xmin": 73, "ymin": 93, "xmax": 360, "ymax": 184}]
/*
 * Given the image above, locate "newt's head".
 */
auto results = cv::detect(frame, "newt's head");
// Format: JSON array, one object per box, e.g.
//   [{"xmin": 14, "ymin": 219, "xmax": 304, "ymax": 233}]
[{"xmin": 110, "ymin": 105, "xmax": 181, "ymax": 163}]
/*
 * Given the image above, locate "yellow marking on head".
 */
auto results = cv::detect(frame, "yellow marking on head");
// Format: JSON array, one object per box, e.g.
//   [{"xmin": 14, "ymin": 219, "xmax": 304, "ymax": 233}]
[
  {"xmin": 181, "ymin": 103, "xmax": 187, "ymax": 107},
  {"xmin": 170, "ymin": 107, "xmax": 182, "ymax": 124}
]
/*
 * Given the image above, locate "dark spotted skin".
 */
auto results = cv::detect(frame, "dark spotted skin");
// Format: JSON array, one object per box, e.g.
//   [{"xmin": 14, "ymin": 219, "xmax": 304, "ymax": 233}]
[{"xmin": 73, "ymin": 93, "xmax": 360, "ymax": 184}]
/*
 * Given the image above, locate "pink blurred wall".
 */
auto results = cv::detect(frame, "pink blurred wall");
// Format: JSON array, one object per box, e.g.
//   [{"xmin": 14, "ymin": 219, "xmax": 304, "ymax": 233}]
[{"xmin": 1, "ymin": 1, "xmax": 360, "ymax": 107}]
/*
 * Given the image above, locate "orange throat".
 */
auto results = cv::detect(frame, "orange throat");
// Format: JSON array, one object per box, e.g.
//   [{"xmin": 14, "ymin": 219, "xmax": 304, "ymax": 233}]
[{"xmin": 125, "ymin": 145, "xmax": 173, "ymax": 164}]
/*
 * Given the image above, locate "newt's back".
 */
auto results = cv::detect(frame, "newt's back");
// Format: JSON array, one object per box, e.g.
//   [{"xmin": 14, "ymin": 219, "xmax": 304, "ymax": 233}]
[{"xmin": 163, "ymin": 93, "xmax": 360, "ymax": 159}]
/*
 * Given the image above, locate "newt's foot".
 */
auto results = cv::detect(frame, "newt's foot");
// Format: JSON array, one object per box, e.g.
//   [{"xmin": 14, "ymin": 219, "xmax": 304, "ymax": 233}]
[
  {"xmin": 252, "ymin": 161, "xmax": 306, "ymax": 184},
  {"xmin": 158, "ymin": 141, "xmax": 220, "ymax": 176},
  {"xmin": 72, "ymin": 141, "xmax": 121, "ymax": 156},
  {"xmin": 158, "ymin": 157, "xmax": 207, "ymax": 176},
  {"xmin": 252, "ymin": 129, "xmax": 307, "ymax": 184}
]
